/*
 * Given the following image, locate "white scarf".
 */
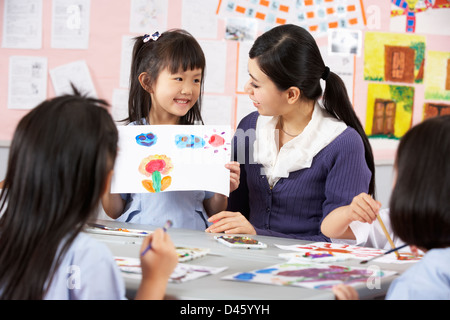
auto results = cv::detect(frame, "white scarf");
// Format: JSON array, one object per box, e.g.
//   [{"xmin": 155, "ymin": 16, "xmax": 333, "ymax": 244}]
[{"xmin": 253, "ymin": 103, "xmax": 347, "ymax": 187}]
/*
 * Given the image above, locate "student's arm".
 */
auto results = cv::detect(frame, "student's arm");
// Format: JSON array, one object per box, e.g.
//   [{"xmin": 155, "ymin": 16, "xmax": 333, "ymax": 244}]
[
  {"xmin": 135, "ymin": 229, "xmax": 178, "ymax": 300},
  {"xmin": 203, "ymin": 161, "xmax": 240, "ymax": 216},
  {"xmin": 321, "ymin": 192, "xmax": 380, "ymax": 239},
  {"xmin": 101, "ymin": 193, "xmax": 126, "ymax": 219}
]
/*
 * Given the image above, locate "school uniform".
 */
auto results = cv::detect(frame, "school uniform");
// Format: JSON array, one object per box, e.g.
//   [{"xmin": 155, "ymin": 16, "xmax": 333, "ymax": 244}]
[
  {"xmin": 45, "ymin": 232, "xmax": 126, "ymax": 300},
  {"xmin": 386, "ymin": 247, "xmax": 450, "ymax": 300}
]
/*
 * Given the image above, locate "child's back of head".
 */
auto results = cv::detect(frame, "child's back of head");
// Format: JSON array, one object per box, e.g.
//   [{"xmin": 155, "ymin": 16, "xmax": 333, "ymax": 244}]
[
  {"xmin": 0, "ymin": 89, "xmax": 118, "ymax": 299},
  {"xmin": 390, "ymin": 115, "xmax": 450, "ymax": 251}
]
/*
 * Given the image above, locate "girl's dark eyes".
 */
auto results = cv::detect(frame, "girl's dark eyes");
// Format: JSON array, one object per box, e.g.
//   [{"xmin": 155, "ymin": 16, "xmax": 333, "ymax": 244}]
[
  {"xmin": 251, "ymin": 82, "xmax": 259, "ymax": 88},
  {"xmin": 174, "ymin": 77, "xmax": 201, "ymax": 83}
]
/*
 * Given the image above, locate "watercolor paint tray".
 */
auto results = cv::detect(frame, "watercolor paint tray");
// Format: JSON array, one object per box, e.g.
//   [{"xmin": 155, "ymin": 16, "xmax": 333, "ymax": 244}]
[
  {"xmin": 176, "ymin": 247, "xmax": 210, "ymax": 262},
  {"xmin": 215, "ymin": 235, "xmax": 267, "ymax": 249}
]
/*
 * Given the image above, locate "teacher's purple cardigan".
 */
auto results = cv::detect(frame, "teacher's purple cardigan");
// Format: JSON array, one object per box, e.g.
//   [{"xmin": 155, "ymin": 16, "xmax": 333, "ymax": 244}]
[{"xmin": 227, "ymin": 111, "xmax": 372, "ymax": 241}]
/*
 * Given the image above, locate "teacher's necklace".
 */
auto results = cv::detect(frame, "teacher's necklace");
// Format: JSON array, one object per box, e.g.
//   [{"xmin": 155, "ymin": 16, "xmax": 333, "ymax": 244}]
[{"xmin": 279, "ymin": 117, "xmax": 300, "ymax": 137}]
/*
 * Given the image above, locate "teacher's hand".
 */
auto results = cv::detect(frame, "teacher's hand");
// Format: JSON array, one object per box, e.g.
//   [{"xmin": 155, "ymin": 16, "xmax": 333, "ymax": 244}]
[{"xmin": 205, "ymin": 211, "xmax": 256, "ymax": 235}]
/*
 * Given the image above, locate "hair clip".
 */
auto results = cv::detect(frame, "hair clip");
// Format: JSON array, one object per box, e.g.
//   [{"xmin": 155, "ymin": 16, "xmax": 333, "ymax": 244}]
[{"xmin": 143, "ymin": 31, "xmax": 160, "ymax": 43}]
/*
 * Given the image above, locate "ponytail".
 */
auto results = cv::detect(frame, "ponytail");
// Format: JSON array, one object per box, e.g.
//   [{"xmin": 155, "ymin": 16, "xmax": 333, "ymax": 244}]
[{"xmin": 322, "ymin": 72, "xmax": 375, "ymax": 196}]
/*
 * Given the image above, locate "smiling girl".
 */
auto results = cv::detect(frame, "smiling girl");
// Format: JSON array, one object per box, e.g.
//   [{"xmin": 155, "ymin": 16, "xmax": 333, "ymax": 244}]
[{"xmin": 102, "ymin": 29, "xmax": 239, "ymax": 229}]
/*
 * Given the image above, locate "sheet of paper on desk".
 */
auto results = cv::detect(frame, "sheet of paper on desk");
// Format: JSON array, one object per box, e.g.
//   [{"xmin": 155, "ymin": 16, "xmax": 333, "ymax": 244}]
[
  {"xmin": 110, "ymin": 125, "xmax": 231, "ymax": 196},
  {"xmin": 222, "ymin": 259, "xmax": 397, "ymax": 290},
  {"xmin": 85, "ymin": 223, "xmax": 151, "ymax": 237},
  {"xmin": 115, "ymin": 257, "xmax": 227, "ymax": 283},
  {"xmin": 275, "ymin": 242, "xmax": 422, "ymax": 264}
]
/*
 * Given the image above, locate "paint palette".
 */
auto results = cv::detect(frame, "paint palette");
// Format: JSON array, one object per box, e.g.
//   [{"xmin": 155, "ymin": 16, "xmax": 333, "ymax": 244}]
[
  {"xmin": 176, "ymin": 247, "xmax": 210, "ymax": 262},
  {"xmin": 85, "ymin": 223, "xmax": 151, "ymax": 237},
  {"xmin": 215, "ymin": 235, "xmax": 267, "ymax": 249}
]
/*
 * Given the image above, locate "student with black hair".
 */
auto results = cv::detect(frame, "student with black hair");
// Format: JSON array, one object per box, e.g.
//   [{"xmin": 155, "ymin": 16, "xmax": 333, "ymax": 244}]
[
  {"xmin": 333, "ymin": 115, "xmax": 450, "ymax": 300},
  {"xmin": 101, "ymin": 29, "xmax": 240, "ymax": 230},
  {"xmin": 0, "ymin": 91, "xmax": 178, "ymax": 299}
]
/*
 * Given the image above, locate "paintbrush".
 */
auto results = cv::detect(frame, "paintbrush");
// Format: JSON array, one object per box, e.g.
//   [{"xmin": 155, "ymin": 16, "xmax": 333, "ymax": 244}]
[
  {"xmin": 376, "ymin": 214, "xmax": 400, "ymax": 258},
  {"xmin": 360, "ymin": 244, "xmax": 408, "ymax": 264},
  {"xmin": 141, "ymin": 220, "xmax": 173, "ymax": 257}
]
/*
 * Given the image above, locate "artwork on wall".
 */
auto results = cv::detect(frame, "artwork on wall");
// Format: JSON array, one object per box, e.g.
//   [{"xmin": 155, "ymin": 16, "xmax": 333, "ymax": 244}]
[
  {"xmin": 390, "ymin": 0, "xmax": 450, "ymax": 35},
  {"xmin": 110, "ymin": 125, "xmax": 231, "ymax": 196},
  {"xmin": 365, "ymin": 83, "xmax": 414, "ymax": 140},
  {"xmin": 364, "ymin": 31, "xmax": 426, "ymax": 84},
  {"xmin": 424, "ymin": 50, "xmax": 450, "ymax": 102},
  {"xmin": 216, "ymin": 0, "xmax": 365, "ymax": 37}
]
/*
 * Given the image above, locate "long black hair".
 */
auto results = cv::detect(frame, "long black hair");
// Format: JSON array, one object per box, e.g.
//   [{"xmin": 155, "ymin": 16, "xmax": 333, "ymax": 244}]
[
  {"xmin": 390, "ymin": 115, "xmax": 450, "ymax": 250},
  {"xmin": 126, "ymin": 29, "xmax": 206, "ymax": 125},
  {"xmin": 249, "ymin": 24, "xmax": 375, "ymax": 196},
  {"xmin": 0, "ymin": 89, "xmax": 118, "ymax": 299}
]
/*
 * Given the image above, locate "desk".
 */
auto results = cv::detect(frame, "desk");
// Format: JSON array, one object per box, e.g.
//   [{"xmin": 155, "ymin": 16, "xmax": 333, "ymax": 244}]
[{"xmin": 87, "ymin": 219, "xmax": 412, "ymax": 300}]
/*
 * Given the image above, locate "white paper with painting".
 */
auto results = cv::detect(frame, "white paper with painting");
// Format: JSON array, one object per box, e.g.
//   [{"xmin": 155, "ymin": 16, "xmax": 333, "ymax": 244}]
[{"xmin": 110, "ymin": 125, "xmax": 231, "ymax": 196}]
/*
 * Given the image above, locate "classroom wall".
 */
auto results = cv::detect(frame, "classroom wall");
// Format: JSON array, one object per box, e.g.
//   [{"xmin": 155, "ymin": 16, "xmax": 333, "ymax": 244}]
[{"xmin": 1, "ymin": 0, "xmax": 449, "ymax": 207}]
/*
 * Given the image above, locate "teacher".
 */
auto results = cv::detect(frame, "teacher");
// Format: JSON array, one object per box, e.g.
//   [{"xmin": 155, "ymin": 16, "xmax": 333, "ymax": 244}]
[{"xmin": 206, "ymin": 24, "xmax": 374, "ymax": 240}]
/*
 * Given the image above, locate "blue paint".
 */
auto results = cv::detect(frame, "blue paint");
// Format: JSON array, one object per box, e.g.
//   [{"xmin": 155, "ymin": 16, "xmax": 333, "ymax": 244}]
[
  {"xmin": 136, "ymin": 132, "xmax": 157, "ymax": 147},
  {"xmin": 233, "ymin": 273, "xmax": 255, "ymax": 281},
  {"xmin": 174, "ymin": 134, "xmax": 205, "ymax": 148},
  {"xmin": 255, "ymin": 268, "xmax": 278, "ymax": 274}
]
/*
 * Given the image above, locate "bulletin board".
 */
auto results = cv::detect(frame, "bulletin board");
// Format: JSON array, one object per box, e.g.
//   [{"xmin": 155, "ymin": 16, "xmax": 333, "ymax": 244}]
[{"xmin": 1, "ymin": 0, "xmax": 450, "ymax": 163}]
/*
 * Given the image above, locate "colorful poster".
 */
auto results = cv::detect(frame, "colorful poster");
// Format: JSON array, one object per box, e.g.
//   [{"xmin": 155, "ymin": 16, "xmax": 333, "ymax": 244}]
[
  {"xmin": 390, "ymin": 0, "xmax": 450, "ymax": 35},
  {"xmin": 111, "ymin": 125, "xmax": 231, "ymax": 196},
  {"xmin": 217, "ymin": 0, "xmax": 365, "ymax": 37}
]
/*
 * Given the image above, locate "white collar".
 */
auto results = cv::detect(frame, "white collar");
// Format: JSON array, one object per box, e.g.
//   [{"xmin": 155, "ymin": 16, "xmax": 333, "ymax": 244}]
[{"xmin": 253, "ymin": 102, "xmax": 347, "ymax": 187}]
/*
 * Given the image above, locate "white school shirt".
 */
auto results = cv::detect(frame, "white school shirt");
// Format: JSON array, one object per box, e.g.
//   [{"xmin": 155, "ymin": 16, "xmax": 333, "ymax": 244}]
[
  {"xmin": 332, "ymin": 208, "xmax": 406, "ymax": 250},
  {"xmin": 45, "ymin": 232, "xmax": 126, "ymax": 300},
  {"xmin": 253, "ymin": 102, "xmax": 347, "ymax": 187}
]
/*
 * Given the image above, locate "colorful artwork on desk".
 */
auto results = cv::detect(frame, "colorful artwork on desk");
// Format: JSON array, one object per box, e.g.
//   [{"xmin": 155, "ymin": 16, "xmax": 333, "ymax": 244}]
[
  {"xmin": 222, "ymin": 260, "xmax": 397, "ymax": 290},
  {"xmin": 110, "ymin": 125, "xmax": 231, "ymax": 196},
  {"xmin": 115, "ymin": 256, "xmax": 227, "ymax": 283},
  {"xmin": 276, "ymin": 242, "xmax": 422, "ymax": 264}
]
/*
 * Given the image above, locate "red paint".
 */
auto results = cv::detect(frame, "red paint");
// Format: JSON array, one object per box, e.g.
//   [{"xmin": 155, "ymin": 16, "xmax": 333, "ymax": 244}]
[
  {"xmin": 145, "ymin": 159, "xmax": 166, "ymax": 173},
  {"xmin": 208, "ymin": 134, "xmax": 225, "ymax": 147}
]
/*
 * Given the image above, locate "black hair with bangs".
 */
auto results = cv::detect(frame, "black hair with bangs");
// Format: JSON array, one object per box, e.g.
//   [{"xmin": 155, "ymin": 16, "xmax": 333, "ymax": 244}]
[{"xmin": 126, "ymin": 29, "xmax": 206, "ymax": 125}]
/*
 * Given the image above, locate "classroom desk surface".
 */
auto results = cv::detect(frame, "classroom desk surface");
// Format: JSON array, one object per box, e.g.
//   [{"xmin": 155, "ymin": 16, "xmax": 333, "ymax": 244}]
[{"xmin": 86, "ymin": 219, "xmax": 413, "ymax": 301}]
